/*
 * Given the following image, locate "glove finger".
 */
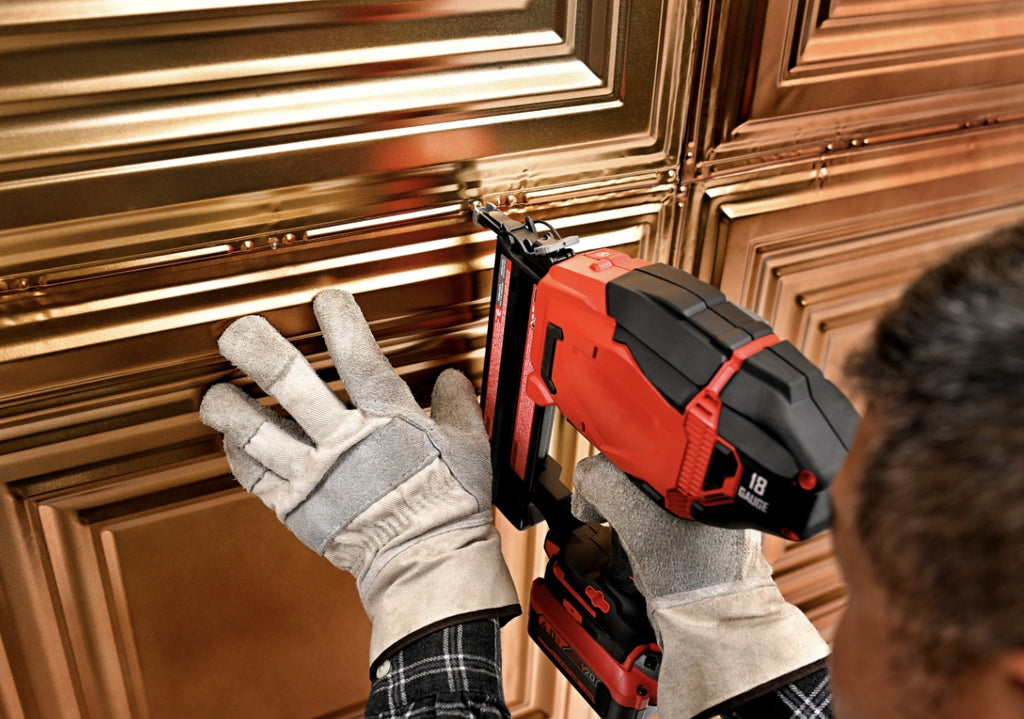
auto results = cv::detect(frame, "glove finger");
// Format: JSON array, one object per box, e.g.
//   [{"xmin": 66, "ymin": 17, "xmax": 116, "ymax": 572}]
[
  {"xmin": 216, "ymin": 314, "xmax": 350, "ymax": 444},
  {"xmin": 570, "ymin": 454, "xmax": 636, "ymax": 525},
  {"xmin": 244, "ymin": 419, "xmax": 317, "ymax": 489},
  {"xmin": 430, "ymin": 369, "xmax": 486, "ymax": 438},
  {"xmin": 573, "ymin": 457, "xmax": 772, "ymax": 597},
  {"xmin": 224, "ymin": 442, "xmax": 293, "ymax": 519},
  {"xmin": 222, "ymin": 437, "xmax": 269, "ymax": 491},
  {"xmin": 569, "ymin": 454, "xmax": 609, "ymax": 523},
  {"xmin": 570, "ymin": 489, "xmax": 606, "ymax": 524},
  {"xmin": 201, "ymin": 382, "xmax": 288, "ymax": 447},
  {"xmin": 574, "ymin": 453, "xmax": 718, "ymax": 549},
  {"xmin": 201, "ymin": 382, "xmax": 318, "ymax": 481},
  {"xmin": 313, "ymin": 289, "xmax": 419, "ymax": 417}
]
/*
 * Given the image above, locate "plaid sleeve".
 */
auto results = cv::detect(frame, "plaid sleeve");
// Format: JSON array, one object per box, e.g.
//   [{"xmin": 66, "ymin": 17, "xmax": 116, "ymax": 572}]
[
  {"xmin": 365, "ymin": 620, "xmax": 832, "ymax": 719},
  {"xmin": 365, "ymin": 619, "xmax": 510, "ymax": 719},
  {"xmin": 722, "ymin": 666, "xmax": 834, "ymax": 719}
]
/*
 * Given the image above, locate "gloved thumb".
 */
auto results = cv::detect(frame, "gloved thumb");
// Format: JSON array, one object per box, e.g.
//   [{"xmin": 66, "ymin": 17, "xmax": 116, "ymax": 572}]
[
  {"xmin": 571, "ymin": 453, "xmax": 765, "ymax": 599},
  {"xmin": 570, "ymin": 454, "xmax": 623, "ymax": 524},
  {"xmin": 429, "ymin": 369, "xmax": 486, "ymax": 437},
  {"xmin": 426, "ymin": 369, "xmax": 493, "ymax": 509}
]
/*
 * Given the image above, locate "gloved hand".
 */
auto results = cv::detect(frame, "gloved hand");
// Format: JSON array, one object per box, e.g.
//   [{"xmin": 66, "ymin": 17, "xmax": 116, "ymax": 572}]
[
  {"xmin": 572, "ymin": 454, "xmax": 829, "ymax": 719},
  {"xmin": 199, "ymin": 289, "xmax": 520, "ymax": 671}
]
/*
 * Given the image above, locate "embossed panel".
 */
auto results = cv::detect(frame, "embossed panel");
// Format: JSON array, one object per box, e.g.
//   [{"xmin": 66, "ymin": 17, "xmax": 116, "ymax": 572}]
[
  {"xmin": 684, "ymin": 122, "xmax": 1024, "ymax": 351},
  {"xmin": 681, "ymin": 120, "xmax": 1024, "ymax": 637},
  {"xmin": 687, "ymin": 0, "xmax": 1024, "ymax": 171},
  {"xmin": 0, "ymin": 189, "xmax": 673, "ymax": 407},
  {"xmin": 38, "ymin": 461, "xmax": 370, "ymax": 719},
  {"xmin": 0, "ymin": 0, "xmax": 687, "ymax": 288},
  {"xmin": 0, "ymin": 194, "xmax": 673, "ymax": 718},
  {"xmin": 4, "ymin": 0, "xmax": 1024, "ymax": 716}
]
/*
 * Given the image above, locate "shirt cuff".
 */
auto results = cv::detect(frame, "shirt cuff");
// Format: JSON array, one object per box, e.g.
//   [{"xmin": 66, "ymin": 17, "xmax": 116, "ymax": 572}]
[
  {"xmin": 721, "ymin": 663, "xmax": 833, "ymax": 719},
  {"xmin": 365, "ymin": 618, "xmax": 510, "ymax": 719}
]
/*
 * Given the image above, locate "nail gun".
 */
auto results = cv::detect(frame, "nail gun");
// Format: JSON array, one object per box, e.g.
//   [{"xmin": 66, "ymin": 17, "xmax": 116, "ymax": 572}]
[{"xmin": 474, "ymin": 203, "xmax": 858, "ymax": 718}]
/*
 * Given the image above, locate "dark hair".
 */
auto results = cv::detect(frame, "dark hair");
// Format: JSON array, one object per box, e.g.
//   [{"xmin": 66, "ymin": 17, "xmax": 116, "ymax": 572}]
[{"xmin": 846, "ymin": 222, "xmax": 1024, "ymax": 695}]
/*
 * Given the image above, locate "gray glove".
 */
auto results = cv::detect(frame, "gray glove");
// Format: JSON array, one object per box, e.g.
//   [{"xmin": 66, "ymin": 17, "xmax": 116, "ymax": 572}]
[
  {"xmin": 200, "ymin": 289, "xmax": 520, "ymax": 669},
  {"xmin": 572, "ymin": 454, "xmax": 828, "ymax": 719}
]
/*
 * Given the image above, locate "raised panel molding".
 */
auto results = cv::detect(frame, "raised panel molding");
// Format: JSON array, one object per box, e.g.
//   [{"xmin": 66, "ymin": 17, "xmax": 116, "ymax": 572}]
[
  {"xmin": 0, "ymin": 0, "xmax": 688, "ymax": 288},
  {"xmin": 36, "ymin": 460, "xmax": 376, "ymax": 719},
  {"xmin": 684, "ymin": 122, "xmax": 1024, "ymax": 344},
  {"xmin": 0, "ymin": 191, "xmax": 673, "ymax": 409},
  {"xmin": 687, "ymin": 0, "xmax": 1024, "ymax": 171}
]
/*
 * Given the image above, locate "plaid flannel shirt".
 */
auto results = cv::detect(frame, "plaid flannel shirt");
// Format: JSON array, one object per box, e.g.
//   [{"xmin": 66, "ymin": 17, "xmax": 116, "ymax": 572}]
[
  {"xmin": 366, "ymin": 619, "xmax": 833, "ymax": 719},
  {"xmin": 366, "ymin": 620, "xmax": 510, "ymax": 719}
]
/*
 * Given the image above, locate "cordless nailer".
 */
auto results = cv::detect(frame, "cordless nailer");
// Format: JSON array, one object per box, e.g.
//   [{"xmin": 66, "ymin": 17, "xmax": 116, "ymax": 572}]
[{"xmin": 474, "ymin": 203, "xmax": 859, "ymax": 718}]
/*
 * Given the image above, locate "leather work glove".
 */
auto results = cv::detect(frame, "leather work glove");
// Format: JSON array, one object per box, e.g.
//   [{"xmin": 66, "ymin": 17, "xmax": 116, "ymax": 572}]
[
  {"xmin": 572, "ymin": 454, "xmax": 829, "ymax": 719},
  {"xmin": 199, "ymin": 289, "xmax": 520, "ymax": 670}
]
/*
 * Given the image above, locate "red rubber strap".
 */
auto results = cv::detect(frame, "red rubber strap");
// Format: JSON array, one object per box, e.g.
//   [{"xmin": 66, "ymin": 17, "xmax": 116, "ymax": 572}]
[{"xmin": 665, "ymin": 333, "xmax": 781, "ymax": 518}]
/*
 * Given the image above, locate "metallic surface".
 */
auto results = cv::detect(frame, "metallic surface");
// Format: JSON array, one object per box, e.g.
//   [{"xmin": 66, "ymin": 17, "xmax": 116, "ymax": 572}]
[
  {"xmin": 0, "ymin": 0, "xmax": 686, "ymax": 289},
  {"xmin": 1, "ymin": 1, "xmax": 1023, "ymax": 717}
]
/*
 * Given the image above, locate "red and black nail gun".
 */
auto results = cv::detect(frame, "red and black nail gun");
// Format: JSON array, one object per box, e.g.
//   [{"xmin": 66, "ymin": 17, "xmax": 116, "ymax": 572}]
[{"xmin": 474, "ymin": 203, "xmax": 859, "ymax": 718}]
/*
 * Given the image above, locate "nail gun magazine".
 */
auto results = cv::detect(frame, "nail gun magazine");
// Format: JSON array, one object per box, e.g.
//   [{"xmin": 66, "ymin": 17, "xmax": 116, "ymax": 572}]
[{"xmin": 473, "ymin": 203, "xmax": 859, "ymax": 718}]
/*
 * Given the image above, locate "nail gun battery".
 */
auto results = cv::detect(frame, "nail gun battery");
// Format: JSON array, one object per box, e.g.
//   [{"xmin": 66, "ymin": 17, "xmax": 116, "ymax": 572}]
[{"xmin": 528, "ymin": 524, "xmax": 660, "ymax": 719}]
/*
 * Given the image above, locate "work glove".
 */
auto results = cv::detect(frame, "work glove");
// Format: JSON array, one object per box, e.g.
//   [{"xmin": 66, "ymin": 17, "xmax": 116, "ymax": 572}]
[
  {"xmin": 572, "ymin": 454, "xmax": 829, "ymax": 719},
  {"xmin": 199, "ymin": 289, "xmax": 520, "ymax": 671}
]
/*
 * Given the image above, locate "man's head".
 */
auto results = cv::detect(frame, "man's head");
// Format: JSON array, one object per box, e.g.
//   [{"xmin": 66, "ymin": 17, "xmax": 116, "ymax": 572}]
[{"xmin": 830, "ymin": 223, "xmax": 1024, "ymax": 718}]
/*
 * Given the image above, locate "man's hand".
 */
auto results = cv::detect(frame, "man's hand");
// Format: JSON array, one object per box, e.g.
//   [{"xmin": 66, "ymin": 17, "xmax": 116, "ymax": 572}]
[
  {"xmin": 572, "ymin": 454, "xmax": 829, "ymax": 719},
  {"xmin": 200, "ymin": 289, "xmax": 519, "ymax": 669}
]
